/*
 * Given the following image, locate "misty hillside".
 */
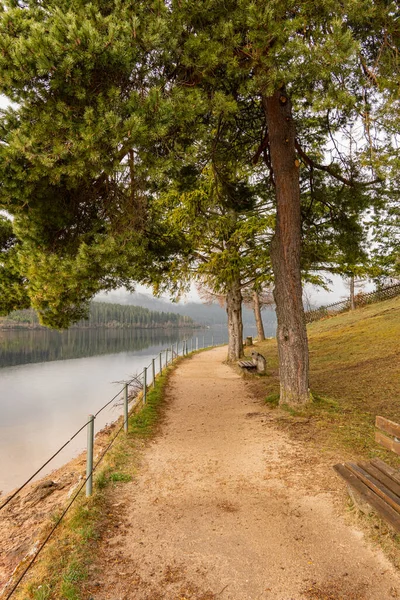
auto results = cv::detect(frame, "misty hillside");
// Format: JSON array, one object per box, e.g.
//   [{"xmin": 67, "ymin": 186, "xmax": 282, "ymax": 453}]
[{"xmin": 96, "ymin": 290, "xmax": 277, "ymax": 330}]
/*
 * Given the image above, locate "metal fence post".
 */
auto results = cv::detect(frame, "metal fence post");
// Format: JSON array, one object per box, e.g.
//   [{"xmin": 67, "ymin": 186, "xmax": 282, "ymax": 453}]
[
  {"xmin": 143, "ymin": 367, "xmax": 147, "ymax": 404},
  {"xmin": 190, "ymin": 338, "xmax": 193, "ymax": 352},
  {"xmin": 159, "ymin": 352, "xmax": 162, "ymax": 374},
  {"xmin": 124, "ymin": 384, "xmax": 129, "ymax": 433},
  {"xmin": 166, "ymin": 348, "xmax": 168, "ymax": 365},
  {"xmin": 152, "ymin": 358, "xmax": 156, "ymax": 388},
  {"xmin": 170, "ymin": 345, "xmax": 173, "ymax": 362},
  {"xmin": 86, "ymin": 414, "xmax": 94, "ymax": 497},
  {"xmin": 176, "ymin": 341, "xmax": 179, "ymax": 357}
]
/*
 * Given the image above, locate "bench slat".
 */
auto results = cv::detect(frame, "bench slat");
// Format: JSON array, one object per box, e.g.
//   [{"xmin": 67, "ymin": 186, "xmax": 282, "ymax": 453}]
[
  {"xmin": 376, "ymin": 416, "xmax": 400, "ymax": 440},
  {"xmin": 346, "ymin": 463, "xmax": 400, "ymax": 515},
  {"xmin": 358, "ymin": 461, "xmax": 400, "ymax": 499},
  {"xmin": 375, "ymin": 431, "xmax": 400, "ymax": 456},
  {"xmin": 370, "ymin": 458, "xmax": 400, "ymax": 487},
  {"xmin": 334, "ymin": 464, "xmax": 400, "ymax": 533},
  {"xmin": 238, "ymin": 361, "xmax": 256, "ymax": 368}
]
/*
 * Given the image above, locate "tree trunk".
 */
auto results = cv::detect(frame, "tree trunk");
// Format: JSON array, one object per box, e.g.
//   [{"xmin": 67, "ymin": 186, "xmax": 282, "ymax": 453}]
[
  {"xmin": 226, "ymin": 279, "xmax": 244, "ymax": 361},
  {"xmin": 253, "ymin": 290, "xmax": 265, "ymax": 341},
  {"xmin": 349, "ymin": 275, "xmax": 355, "ymax": 310},
  {"xmin": 263, "ymin": 89, "xmax": 310, "ymax": 406}
]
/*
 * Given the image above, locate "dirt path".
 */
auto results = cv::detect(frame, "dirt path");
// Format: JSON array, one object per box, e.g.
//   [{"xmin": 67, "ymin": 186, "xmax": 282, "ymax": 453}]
[{"xmin": 90, "ymin": 348, "xmax": 400, "ymax": 600}]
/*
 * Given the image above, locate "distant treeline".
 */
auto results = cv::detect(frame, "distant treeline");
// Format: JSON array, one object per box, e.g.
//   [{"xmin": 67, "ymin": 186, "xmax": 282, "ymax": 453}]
[{"xmin": 0, "ymin": 302, "xmax": 196, "ymax": 330}]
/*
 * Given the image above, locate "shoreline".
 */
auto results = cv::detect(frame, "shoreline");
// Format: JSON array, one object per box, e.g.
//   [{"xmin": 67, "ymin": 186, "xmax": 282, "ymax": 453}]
[{"xmin": 0, "ymin": 397, "xmax": 143, "ymax": 596}]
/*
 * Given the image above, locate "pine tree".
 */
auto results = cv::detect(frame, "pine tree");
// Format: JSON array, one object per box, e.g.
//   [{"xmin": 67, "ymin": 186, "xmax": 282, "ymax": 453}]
[{"xmin": 1, "ymin": 0, "xmax": 398, "ymax": 404}]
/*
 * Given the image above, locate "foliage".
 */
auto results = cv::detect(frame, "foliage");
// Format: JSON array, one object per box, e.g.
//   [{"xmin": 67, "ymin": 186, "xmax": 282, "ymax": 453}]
[
  {"xmin": 0, "ymin": 0, "xmax": 185, "ymax": 327},
  {"xmin": 153, "ymin": 166, "xmax": 274, "ymax": 298}
]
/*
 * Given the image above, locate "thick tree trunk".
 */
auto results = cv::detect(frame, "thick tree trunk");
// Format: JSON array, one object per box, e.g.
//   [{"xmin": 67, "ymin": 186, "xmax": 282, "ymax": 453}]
[
  {"xmin": 253, "ymin": 290, "xmax": 265, "ymax": 341},
  {"xmin": 263, "ymin": 90, "xmax": 310, "ymax": 406},
  {"xmin": 226, "ymin": 280, "xmax": 244, "ymax": 361}
]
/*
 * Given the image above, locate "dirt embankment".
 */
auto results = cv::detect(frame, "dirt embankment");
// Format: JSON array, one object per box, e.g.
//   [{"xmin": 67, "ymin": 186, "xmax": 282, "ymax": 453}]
[{"xmin": 0, "ymin": 422, "xmax": 118, "ymax": 594}]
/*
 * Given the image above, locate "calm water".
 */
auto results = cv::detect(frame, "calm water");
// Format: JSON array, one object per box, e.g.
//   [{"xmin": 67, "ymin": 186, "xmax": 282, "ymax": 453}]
[
  {"xmin": 0, "ymin": 327, "xmax": 231, "ymax": 495},
  {"xmin": 0, "ymin": 322, "xmax": 275, "ymax": 495}
]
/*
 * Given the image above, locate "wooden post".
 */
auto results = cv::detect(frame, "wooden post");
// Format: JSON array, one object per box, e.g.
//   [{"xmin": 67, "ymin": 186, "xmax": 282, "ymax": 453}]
[
  {"xmin": 86, "ymin": 415, "xmax": 95, "ymax": 497},
  {"xmin": 124, "ymin": 384, "xmax": 129, "ymax": 434},
  {"xmin": 143, "ymin": 367, "xmax": 147, "ymax": 404}
]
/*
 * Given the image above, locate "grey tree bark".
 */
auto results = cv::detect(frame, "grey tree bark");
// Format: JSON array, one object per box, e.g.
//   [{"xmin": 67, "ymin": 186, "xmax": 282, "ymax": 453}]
[
  {"xmin": 263, "ymin": 89, "xmax": 310, "ymax": 406},
  {"xmin": 253, "ymin": 290, "xmax": 265, "ymax": 341},
  {"xmin": 226, "ymin": 279, "xmax": 244, "ymax": 361}
]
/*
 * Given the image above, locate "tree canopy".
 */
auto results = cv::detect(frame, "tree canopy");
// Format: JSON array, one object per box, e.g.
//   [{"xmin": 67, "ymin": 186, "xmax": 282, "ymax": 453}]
[{"xmin": 0, "ymin": 0, "xmax": 399, "ymax": 402}]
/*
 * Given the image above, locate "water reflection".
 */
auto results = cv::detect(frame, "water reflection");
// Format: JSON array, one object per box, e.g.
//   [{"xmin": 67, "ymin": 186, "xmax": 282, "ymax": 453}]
[
  {"xmin": 0, "ymin": 327, "xmax": 230, "ymax": 494},
  {"xmin": 0, "ymin": 328, "xmax": 194, "ymax": 368}
]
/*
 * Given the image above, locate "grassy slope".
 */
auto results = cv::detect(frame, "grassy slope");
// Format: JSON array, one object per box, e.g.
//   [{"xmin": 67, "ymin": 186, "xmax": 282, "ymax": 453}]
[{"xmin": 252, "ymin": 296, "xmax": 400, "ymax": 462}]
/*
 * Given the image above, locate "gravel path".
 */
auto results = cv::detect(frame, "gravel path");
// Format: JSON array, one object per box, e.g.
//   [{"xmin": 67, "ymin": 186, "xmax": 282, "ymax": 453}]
[{"xmin": 92, "ymin": 347, "xmax": 400, "ymax": 600}]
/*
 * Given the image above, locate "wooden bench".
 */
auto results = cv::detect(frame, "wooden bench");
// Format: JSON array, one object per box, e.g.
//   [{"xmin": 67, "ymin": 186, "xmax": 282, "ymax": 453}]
[
  {"xmin": 238, "ymin": 352, "xmax": 267, "ymax": 374},
  {"xmin": 334, "ymin": 416, "xmax": 400, "ymax": 532},
  {"xmin": 238, "ymin": 360, "xmax": 257, "ymax": 371}
]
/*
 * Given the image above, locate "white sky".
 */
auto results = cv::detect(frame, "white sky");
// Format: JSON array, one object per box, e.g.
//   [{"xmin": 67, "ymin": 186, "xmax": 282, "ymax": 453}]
[
  {"xmin": 0, "ymin": 95, "xmax": 13, "ymax": 109},
  {"xmin": 117, "ymin": 277, "xmax": 358, "ymax": 307}
]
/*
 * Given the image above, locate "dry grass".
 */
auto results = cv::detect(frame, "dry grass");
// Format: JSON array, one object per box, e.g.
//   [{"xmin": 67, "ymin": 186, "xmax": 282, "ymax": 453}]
[
  {"xmin": 249, "ymin": 296, "xmax": 400, "ymax": 464},
  {"xmin": 244, "ymin": 297, "xmax": 400, "ymax": 566}
]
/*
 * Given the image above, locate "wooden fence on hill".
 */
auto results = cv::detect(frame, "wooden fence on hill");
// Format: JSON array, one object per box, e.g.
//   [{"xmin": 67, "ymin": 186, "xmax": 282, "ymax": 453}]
[{"xmin": 305, "ymin": 282, "xmax": 400, "ymax": 324}]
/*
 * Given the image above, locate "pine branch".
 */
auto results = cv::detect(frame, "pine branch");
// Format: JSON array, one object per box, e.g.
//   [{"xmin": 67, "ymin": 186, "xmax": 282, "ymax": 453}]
[{"xmin": 295, "ymin": 140, "xmax": 382, "ymax": 188}]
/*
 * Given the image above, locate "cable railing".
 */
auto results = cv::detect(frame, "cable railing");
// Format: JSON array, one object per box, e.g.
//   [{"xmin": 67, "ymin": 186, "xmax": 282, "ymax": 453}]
[{"xmin": 0, "ymin": 334, "xmax": 225, "ymax": 600}]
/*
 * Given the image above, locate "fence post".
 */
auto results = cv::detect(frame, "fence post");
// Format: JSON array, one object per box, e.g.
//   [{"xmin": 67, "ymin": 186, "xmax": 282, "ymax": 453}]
[
  {"xmin": 124, "ymin": 384, "xmax": 129, "ymax": 434},
  {"xmin": 166, "ymin": 348, "xmax": 168, "ymax": 365},
  {"xmin": 159, "ymin": 352, "xmax": 162, "ymax": 374},
  {"xmin": 152, "ymin": 358, "xmax": 156, "ymax": 388},
  {"xmin": 86, "ymin": 414, "xmax": 95, "ymax": 497},
  {"xmin": 190, "ymin": 338, "xmax": 193, "ymax": 353},
  {"xmin": 176, "ymin": 341, "xmax": 179, "ymax": 358},
  {"xmin": 170, "ymin": 345, "xmax": 173, "ymax": 362},
  {"xmin": 143, "ymin": 367, "xmax": 147, "ymax": 404}
]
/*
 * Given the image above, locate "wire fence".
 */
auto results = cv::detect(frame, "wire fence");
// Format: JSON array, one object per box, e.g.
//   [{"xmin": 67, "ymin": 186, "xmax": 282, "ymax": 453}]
[
  {"xmin": 305, "ymin": 282, "xmax": 400, "ymax": 324},
  {"xmin": 0, "ymin": 334, "xmax": 223, "ymax": 600}
]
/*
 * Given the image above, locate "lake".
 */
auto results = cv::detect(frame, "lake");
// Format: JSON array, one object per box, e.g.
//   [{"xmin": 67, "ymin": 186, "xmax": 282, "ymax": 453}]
[
  {"xmin": 0, "ymin": 322, "xmax": 274, "ymax": 494},
  {"xmin": 0, "ymin": 327, "xmax": 228, "ymax": 494}
]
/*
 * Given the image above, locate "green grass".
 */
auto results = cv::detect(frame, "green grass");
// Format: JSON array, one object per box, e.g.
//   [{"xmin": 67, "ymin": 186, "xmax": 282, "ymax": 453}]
[
  {"xmin": 15, "ymin": 366, "xmax": 172, "ymax": 600},
  {"xmin": 251, "ymin": 296, "xmax": 400, "ymax": 463}
]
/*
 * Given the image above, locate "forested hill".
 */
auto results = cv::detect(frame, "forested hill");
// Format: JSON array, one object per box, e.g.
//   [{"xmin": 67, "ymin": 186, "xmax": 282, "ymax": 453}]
[
  {"xmin": 97, "ymin": 291, "xmax": 278, "ymax": 328},
  {"xmin": 0, "ymin": 302, "xmax": 196, "ymax": 330}
]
